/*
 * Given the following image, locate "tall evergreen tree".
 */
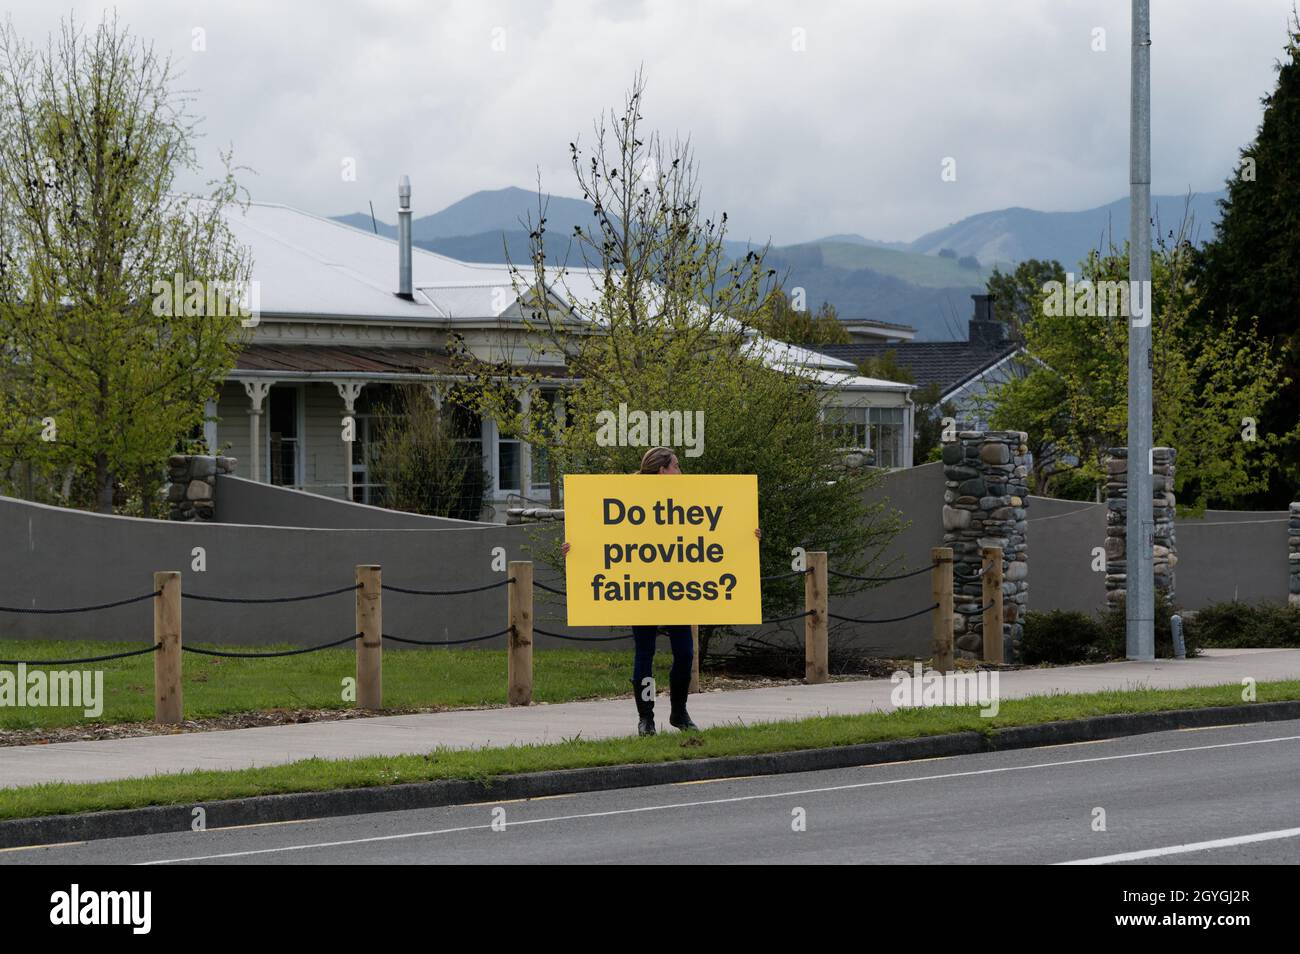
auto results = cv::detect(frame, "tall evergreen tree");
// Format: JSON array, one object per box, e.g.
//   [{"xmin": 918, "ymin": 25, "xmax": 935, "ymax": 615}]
[{"xmin": 1196, "ymin": 15, "xmax": 1300, "ymax": 506}]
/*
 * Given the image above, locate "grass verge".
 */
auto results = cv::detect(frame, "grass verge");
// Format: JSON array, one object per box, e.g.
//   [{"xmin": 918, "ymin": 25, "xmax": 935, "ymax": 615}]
[
  {"xmin": 2, "ymin": 679, "xmax": 1297, "ymax": 822},
  {"xmin": 0, "ymin": 642, "xmax": 663, "ymax": 729}
]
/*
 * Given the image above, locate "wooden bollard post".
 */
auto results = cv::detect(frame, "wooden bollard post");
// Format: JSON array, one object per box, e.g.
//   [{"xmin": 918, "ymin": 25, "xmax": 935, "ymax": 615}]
[
  {"xmin": 931, "ymin": 547, "xmax": 954, "ymax": 673},
  {"xmin": 688, "ymin": 624, "xmax": 700, "ymax": 693},
  {"xmin": 982, "ymin": 546, "xmax": 1005, "ymax": 664},
  {"xmin": 355, "ymin": 565, "xmax": 382, "ymax": 710},
  {"xmin": 153, "ymin": 571, "xmax": 182, "ymax": 725},
  {"xmin": 508, "ymin": 561, "xmax": 533, "ymax": 706},
  {"xmin": 805, "ymin": 551, "xmax": 828, "ymax": 684}
]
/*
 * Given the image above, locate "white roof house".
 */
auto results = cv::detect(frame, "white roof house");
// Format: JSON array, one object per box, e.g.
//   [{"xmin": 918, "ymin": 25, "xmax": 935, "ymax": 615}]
[{"xmin": 212, "ymin": 195, "xmax": 916, "ymax": 518}]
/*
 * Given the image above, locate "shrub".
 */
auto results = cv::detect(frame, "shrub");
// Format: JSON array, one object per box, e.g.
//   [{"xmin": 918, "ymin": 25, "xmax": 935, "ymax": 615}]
[
  {"xmin": 1185, "ymin": 601, "xmax": 1300, "ymax": 648},
  {"xmin": 368, "ymin": 385, "xmax": 489, "ymax": 520},
  {"xmin": 1023, "ymin": 594, "xmax": 1193, "ymax": 664},
  {"xmin": 1021, "ymin": 610, "xmax": 1107, "ymax": 664}
]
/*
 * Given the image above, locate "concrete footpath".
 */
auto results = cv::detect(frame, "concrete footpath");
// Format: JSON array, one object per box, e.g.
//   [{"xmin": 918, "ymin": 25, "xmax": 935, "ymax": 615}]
[{"xmin": 2, "ymin": 648, "xmax": 1298, "ymax": 790}]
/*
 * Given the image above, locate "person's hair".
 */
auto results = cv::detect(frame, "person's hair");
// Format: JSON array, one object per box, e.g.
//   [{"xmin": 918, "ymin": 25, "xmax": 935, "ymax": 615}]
[{"xmin": 639, "ymin": 446, "xmax": 677, "ymax": 474}]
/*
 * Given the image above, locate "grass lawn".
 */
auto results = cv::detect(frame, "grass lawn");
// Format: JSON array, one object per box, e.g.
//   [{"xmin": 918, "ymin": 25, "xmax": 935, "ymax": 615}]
[
  {"xmin": 0, "ymin": 641, "xmax": 668, "ymax": 730},
  {"xmin": 2, "ymin": 679, "xmax": 1297, "ymax": 822}
]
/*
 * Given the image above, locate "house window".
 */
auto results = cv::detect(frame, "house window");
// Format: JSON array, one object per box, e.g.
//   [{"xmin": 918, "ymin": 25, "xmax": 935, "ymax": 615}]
[
  {"xmin": 495, "ymin": 398, "xmax": 523, "ymax": 495},
  {"xmin": 267, "ymin": 386, "xmax": 300, "ymax": 485},
  {"xmin": 868, "ymin": 406, "xmax": 905, "ymax": 468},
  {"xmin": 825, "ymin": 405, "xmax": 905, "ymax": 469},
  {"xmin": 446, "ymin": 399, "xmax": 488, "ymax": 511},
  {"xmin": 825, "ymin": 406, "xmax": 869, "ymax": 451}
]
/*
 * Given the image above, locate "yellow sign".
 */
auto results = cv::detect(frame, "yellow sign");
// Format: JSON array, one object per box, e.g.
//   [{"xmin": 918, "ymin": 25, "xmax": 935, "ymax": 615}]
[{"xmin": 563, "ymin": 474, "xmax": 762, "ymax": 626}]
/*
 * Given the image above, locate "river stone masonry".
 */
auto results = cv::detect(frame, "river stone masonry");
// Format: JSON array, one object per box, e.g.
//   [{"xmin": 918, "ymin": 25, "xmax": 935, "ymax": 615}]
[
  {"xmin": 1105, "ymin": 446, "xmax": 1176, "ymax": 607},
  {"xmin": 166, "ymin": 454, "xmax": 237, "ymax": 521},
  {"xmin": 1290, "ymin": 502, "xmax": 1300, "ymax": 608},
  {"xmin": 941, "ymin": 430, "xmax": 1030, "ymax": 661}
]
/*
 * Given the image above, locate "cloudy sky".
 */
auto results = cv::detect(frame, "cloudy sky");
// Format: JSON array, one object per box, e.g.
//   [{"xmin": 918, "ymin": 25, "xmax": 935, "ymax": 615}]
[{"xmin": 4, "ymin": 1, "xmax": 1294, "ymax": 244}]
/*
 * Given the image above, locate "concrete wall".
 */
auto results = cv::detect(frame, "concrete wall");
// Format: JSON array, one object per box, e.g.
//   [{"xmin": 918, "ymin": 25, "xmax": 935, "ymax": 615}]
[
  {"xmin": 2, "ymin": 471, "xmax": 1292, "ymax": 655},
  {"xmin": 1025, "ymin": 497, "xmax": 1107, "ymax": 614},
  {"xmin": 217, "ymin": 475, "xmax": 480, "ymax": 529},
  {"xmin": 0, "ymin": 490, "xmax": 584, "ymax": 648},
  {"xmin": 1176, "ymin": 509, "xmax": 1291, "ymax": 606},
  {"xmin": 822, "ymin": 468, "xmax": 1292, "ymax": 658},
  {"xmin": 823, "ymin": 462, "xmax": 945, "ymax": 657}
]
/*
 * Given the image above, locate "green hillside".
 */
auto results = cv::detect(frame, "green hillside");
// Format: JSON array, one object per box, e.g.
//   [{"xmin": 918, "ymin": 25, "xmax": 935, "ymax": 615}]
[{"xmin": 809, "ymin": 241, "xmax": 994, "ymax": 287}]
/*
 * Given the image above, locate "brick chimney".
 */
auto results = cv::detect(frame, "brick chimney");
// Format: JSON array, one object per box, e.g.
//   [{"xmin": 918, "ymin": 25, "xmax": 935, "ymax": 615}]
[{"xmin": 969, "ymin": 294, "xmax": 1005, "ymax": 348}]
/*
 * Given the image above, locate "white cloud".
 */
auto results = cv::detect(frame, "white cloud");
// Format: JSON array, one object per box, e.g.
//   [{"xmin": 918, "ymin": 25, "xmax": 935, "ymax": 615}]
[{"xmin": 4, "ymin": 0, "xmax": 1291, "ymax": 243}]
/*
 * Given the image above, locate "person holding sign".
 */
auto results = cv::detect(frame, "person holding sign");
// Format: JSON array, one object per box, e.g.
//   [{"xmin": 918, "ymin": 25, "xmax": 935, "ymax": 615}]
[{"xmin": 562, "ymin": 446, "xmax": 761, "ymax": 736}]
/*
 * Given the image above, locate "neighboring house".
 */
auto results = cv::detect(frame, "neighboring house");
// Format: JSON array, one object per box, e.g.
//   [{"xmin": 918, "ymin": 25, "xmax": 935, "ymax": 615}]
[
  {"xmin": 838, "ymin": 316, "xmax": 915, "ymax": 344},
  {"xmin": 210, "ymin": 184, "xmax": 916, "ymax": 520},
  {"xmin": 815, "ymin": 294, "xmax": 1026, "ymax": 434}
]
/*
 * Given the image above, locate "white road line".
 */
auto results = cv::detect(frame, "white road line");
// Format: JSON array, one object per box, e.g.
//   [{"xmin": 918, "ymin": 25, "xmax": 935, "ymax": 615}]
[
  {"xmin": 137, "ymin": 731, "xmax": 1300, "ymax": 865},
  {"xmin": 1057, "ymin": 826, "xmax": 1300, "ymax": 865}
]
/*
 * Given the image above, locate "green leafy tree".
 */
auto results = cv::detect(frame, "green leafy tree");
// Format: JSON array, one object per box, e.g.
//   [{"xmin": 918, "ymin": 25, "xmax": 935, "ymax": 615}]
[
  {"xmin": 985, "ymin": 365, "xmax": 1081, "ymax": 495},
  {"xmin": 986, "ymin": 228, "xmax": 1291, "ymax": 511},
  {"xmin": 0, "ymin": 14, "xmax": 251, "ymax": 513},
  {"xmin": 986, "ymin": 258, "xmax": 1066, "ymax": 341},
  {"xmin": 1194, "ymin": 14, "xmax": 1300, "ymax": 507},
  {"xmin": 751, "ymin": 288, "xmax": 849, "ymax": 346},
  {"xmin": 451, "ymin": 72, "xmax": 902, "ymax": 655}
]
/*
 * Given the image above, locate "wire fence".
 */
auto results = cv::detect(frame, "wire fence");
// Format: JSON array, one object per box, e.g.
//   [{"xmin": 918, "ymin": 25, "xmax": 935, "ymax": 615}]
[
  {"xmin": 0, "ymin": 555, "xmax": 962, "ymax": 657},
  {"xmin": 0, "ymin": 547, "xmax": 1004, "ymax": 722}
]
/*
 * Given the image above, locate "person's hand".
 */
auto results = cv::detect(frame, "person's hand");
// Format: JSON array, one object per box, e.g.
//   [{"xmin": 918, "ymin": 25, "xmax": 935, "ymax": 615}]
[
  {"xmin": 754, "ymin": 528, "xmax": 762, "ymax": 541},
  {"xmin": 561, "ymin": 541, "xmax": 571, "ymax": 556}
]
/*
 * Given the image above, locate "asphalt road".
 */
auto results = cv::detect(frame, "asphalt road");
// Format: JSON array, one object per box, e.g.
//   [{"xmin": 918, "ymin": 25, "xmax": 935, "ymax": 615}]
[{"xmin": 5, "ymin": 719, "xmax": 1300, "ymax": 865}]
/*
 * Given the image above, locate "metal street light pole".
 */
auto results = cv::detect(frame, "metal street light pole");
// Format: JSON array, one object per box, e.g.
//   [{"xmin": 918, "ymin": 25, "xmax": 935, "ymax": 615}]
[{"xmin": 1127, "ymin": 0, "xmax": 1155, "ymax": 660}]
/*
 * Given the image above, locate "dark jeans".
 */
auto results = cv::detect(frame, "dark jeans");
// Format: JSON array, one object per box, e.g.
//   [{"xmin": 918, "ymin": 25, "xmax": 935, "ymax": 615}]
[{"xmin": 632, "ymin": 625, "xmax": 694, "ymax": 698}]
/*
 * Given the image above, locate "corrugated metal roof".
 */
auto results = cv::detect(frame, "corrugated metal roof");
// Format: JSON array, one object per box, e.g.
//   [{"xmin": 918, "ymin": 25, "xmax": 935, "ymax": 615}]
[
  {"xmin": 223, "ymin": 200, "xmax": 910, "ymax": 391},
  {"xmin": 235, "ymin": 344, "xmax": 455, "ymax": 374},
  {"xmin": 225, "ymin": 201, "xmax": 574, "ymax": 322},
  {"xmin": 232, "ymin": 344, "xmax": 573, "ymax": 379}
]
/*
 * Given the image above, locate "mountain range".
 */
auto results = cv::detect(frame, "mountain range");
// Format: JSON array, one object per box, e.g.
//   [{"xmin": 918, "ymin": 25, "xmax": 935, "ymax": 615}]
[{"xmin": 331, "ymin": 186, "xmax": 1226, "ymax": 341}]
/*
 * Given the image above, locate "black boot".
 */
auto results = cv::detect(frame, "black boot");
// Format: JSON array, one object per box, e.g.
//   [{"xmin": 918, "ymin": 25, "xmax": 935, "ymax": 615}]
[
  {"xmin": 668, "ymin": 673, "xmax": 698, "ymax": 731},
  {"xmin": 632, "ymin": 678, "xmax": 656, "ymax": 736}
]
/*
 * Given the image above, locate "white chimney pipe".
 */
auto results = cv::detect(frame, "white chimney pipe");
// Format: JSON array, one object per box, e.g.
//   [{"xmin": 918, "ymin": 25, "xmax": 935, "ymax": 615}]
[{"xmin": 396, "ymin": 175, "xmax": 413, "ymax": 300}]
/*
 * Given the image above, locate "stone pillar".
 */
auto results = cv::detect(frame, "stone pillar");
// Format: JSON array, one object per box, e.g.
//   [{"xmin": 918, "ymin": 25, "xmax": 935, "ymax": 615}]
[
  {"xmin": 166, "ymin": 455, "xmax": 237, "ymax": 521},
  {"xmin": 1289, "ymin": 502, "xmax": 1299, "ymax": 608},
  {"xmin": 941, "ymin": 430, "xmax": 1030, "ymax": 660},
  {"xmin": 1105, "ymin": 446, "xmax": 1176, "ymax": 607}
]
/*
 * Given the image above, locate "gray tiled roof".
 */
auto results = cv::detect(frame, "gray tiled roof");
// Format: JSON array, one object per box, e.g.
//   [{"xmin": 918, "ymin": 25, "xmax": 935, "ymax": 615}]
[{"xmin": 815, "ymin": 341, "xmax": 1020, "ymax": 395}]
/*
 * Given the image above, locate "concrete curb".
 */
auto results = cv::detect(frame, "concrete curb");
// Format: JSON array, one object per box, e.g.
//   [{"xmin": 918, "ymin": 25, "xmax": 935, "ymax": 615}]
[{"xmin": 3, "ymin": 699, "xmax": 1298, "ymax": 849}]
